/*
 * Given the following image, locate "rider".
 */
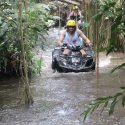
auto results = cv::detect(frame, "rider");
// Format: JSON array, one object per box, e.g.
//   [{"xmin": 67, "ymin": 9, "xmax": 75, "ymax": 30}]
[
  {"xmin": 67, "ymin": 6, "xmax": 82, "ymax": 28},
  {"xmin": 58, "ymin": 20, "xmax": 92, "ymax": 56}
]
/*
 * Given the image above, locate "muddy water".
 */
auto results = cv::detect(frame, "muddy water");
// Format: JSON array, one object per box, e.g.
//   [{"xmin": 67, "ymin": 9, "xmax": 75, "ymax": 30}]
[{"xmin": 0, "ymin": 28, "xmax": 125, "ymax": 125}]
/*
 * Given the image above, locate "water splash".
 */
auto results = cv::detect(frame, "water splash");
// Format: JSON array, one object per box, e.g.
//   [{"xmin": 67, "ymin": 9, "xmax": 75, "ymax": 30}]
[{"xmin": 99, "ymin": 56, "xmax": 111, "ymax": 67}]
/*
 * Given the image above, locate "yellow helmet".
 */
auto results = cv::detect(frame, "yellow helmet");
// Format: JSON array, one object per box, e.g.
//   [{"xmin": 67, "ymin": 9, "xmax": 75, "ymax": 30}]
[
  {"xmin": 66, "ymin": 20, "xmax": 76, "ymax": 27},
  {"xmin": 73, "ymin": 6, "xmax": 79, "ymax": 10}
]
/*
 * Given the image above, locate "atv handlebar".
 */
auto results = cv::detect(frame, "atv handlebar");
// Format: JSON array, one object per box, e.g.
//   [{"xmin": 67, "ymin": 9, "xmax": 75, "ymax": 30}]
[{"xmin": 61, "ymin": 43, "xmax": 83, "ymax": 51}]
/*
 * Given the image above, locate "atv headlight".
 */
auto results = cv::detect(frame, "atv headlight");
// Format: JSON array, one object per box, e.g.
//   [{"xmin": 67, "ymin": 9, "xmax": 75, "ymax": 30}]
[{"xmin": 72, "ymin": 57, "xmax": 80, "ymax": 63}]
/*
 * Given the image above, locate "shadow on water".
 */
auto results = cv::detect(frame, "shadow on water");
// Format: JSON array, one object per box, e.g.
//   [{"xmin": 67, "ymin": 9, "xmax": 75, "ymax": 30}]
[{"xmin": 0, "ymin": 28, "xmax": 125, "ymax": 125}]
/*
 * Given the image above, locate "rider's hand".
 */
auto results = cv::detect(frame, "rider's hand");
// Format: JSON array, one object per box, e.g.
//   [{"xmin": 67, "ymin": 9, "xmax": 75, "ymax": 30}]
[
  {"xmin": 59, "ymin": 43, "xmax": 64, "ymax": 46},
  {"xmin": 88, "ymin": 42, "xmax": 93, "ymax": 47}
]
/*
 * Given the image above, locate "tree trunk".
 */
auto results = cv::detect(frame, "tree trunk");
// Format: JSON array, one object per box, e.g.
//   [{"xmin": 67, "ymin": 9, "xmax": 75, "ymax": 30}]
[{"xmin": 18, "ymin": 0, "xmax": 33, "ymax": 105}]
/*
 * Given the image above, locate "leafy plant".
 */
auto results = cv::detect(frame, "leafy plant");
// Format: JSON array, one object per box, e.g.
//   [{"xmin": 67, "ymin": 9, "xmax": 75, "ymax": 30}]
[
  {"xmin": 82, "ymin": 89, "xmax": 125, "ymax": 121},
  {"xmin": 93, "ymin": 0, "xmax": 125, "ymax": 52},
  {"xmin": 0, "ymin": 2, "xmax": 57, "ymax": 75}
]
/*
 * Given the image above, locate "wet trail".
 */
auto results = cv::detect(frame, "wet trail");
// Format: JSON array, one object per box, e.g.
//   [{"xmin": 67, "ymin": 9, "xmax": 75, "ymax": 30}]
[{"xmin": 0, "ymin": 28, "xmax": 125, "ymax": 125}]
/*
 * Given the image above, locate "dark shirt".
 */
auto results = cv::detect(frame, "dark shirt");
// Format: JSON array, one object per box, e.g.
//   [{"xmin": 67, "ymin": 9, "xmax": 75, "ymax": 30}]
[{"xmin": 69, "ymin": 12, "xmax": 81, "ymax": 21}]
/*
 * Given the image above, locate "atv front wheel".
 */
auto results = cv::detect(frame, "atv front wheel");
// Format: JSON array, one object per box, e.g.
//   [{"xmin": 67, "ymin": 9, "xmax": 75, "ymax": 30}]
[{"xmin": 91, "ymin": 62, "xmax": 96, "ymax": 70}]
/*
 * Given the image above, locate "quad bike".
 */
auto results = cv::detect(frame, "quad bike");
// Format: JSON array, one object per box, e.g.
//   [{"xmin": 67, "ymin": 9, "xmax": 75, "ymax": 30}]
[{"xmin": 51, "ymin": 44, "xmax": 96, "ymax": 73}]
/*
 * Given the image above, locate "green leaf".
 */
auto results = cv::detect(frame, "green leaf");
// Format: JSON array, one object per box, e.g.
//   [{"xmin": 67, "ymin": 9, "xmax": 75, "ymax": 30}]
[
  {"xmin": 92, "ymin": 12, "xmax": 103, "ymax": 20},
  {"xmin": 90, "ymin": 104, "xmax": 100, "ymax": 114},
  {"xmin": 100, "ymin": 100, "xmax": 109, "ymax": 114},
  {"xmin": 111, "ymin": 63, "xmax": 125, "ymax": 73},
  {"xmin": 111, "ymin": 15, "xmax": 123, "ymax": 32},
  {"xmin": 81, "ymin": 107, "xmax": 92, "ymax": 121},
  {"xmin": 106, "ymin": 46, "xmax": 114, "ymax": 55},
  {"xmin": 96, "ymin": 97, "xmax": 106, "ymax": 101},
  {"xmin": 122, "ymin": 96, "xmax": 125, "ymax": 107},
  {"xmin": 120, "ymin": 87, "xmax": 125, "ymax": 90},
  {"xmin": 108, "ymin": 1, "xmax": 116, "ymax": 7},
  {"xmin": 0, "ymin": 42, "xmax": 5, "ymax": 47},
  {"xmin": 104, "ymin": 100, "xmax": 108, "ymax": 108},
  {"xmin": 114, "ymin": 92, "xmax": 122, "ymax": 97},
  {"xmin": 109, "ymin": 97, "xmax": 118, "ymax": 115}
]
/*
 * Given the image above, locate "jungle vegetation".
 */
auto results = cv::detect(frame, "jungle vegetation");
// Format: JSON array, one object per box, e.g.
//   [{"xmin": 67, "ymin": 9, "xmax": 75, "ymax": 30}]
[
  {"xmin": 81, "ymin": 0, "xmax": 125, "ymax": 120},
  {"xmin": 0, "ymin": 0, "xmax": 59, "ymax": 104}
]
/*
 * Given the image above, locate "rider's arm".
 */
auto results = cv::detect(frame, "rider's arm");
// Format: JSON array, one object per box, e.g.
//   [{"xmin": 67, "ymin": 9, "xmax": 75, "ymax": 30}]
[
  {"xmin": 77, "ymin": 11, "xmax": 82, "ymax": 21},
  {"xmin": 78, "ymin": 11, "xmax": 82, "ymax": 17},
  {"xmin": 58, "ymin": 30, "xmax": 66, "ymax": 46},
  {"xmin": 67, "ymin": 11, "xmax": 73, "ymax": 20},
  {"xmin": 77, "ymin": 29, "xmax": 91, "ymax": 46}
]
